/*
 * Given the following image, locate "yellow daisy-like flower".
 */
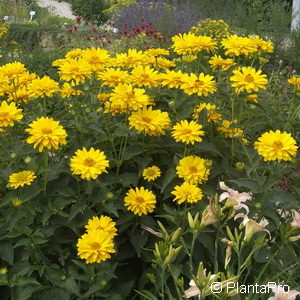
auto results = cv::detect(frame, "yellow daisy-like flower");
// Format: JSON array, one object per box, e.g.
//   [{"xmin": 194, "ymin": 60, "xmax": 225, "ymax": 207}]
[
  {"xmin": 85, "ymin": 216, "xmax": 117, "ymax": 236},
  {"xmin": 124, "ymin": 187, "xmax": 156, "ymax": 216},
  {"xmin": 172, "ymin": 120, "xmax": 204, "ymax": 144},
  {"xmin": 171, "ymin": 182, "xmax": 203, "ymax": 204},
  {"xmin": 98, "ymin": 68, "xmax": 129, "ymax": 87},
  {"xmin": 254, "ymin": 130, "xmax": 298, "ymax": 161},
  {"xmin": 160, "ymin": 70, "xmax": 186, "ymax": 88},
  {"xmin": 81, "ymin": 47, "xmax": 111, "ymax": 72},
  {"xmin": 60, "ymin": 83, "xmax": 83, "ymax": 98},
  {"xmin": 77, "ymin": 230, "xmax": 115, "ymax": 264},
  {"xmin": 230, "ymin": 67, "xmax": 268, "ymax": 94},
  {"xmin": 97, "ymin": 93, "xmax": 111, "ymax": 103},
  {"xmin": 192, "ymin": 102, "xmax": 222, "ymax": 123},
  {"xmin": 144, "ymin": 48, "xmax": 170, "ymax": 57},
  {"xmin": 288, "ymin": 75, "xmax": 300, "ymax": 89},
  {"xmin": 8, "ymin": 170, "xmax": 37, "ymax": 189},
  {"xmin": 172, "ymin": 33, "xmax": 216, "ymax": 55},
  {"xmin": 181, "ymin": 73, "xmax": 216, "ymax": 96},
  {"xmin": 12, "ymin": 198, "xmax": 22, "ymax": 207},
  {"xmin": 208, "ymin": 55, "xmax": 236, "ymax": 70},
  {"xmin": 142, "ymin": 166, "xmax": 161, "ymax": 181},
  {"xmin": 0, "ymin": 62, "xmax": 27, "ymax": 79},
  {"xmin": 58, "ymin": 59, "xmax": 92, "ymax": 85},
  {"xmin": 221, "ymin": 35, "xmax": 257, "ymax": 57},
  {"xmin": 115, "ymin": 49, "xmax": 145, "ymax": 68},
  {"xmin": 70, "ymin": 147, "xmax": 109, "ymax": 180},
  {"xmin": 26, "ymin": 117, "xmax": 67, "ymax": 152},
  {"xmin": 248, "ymin": 35, "xmax": 273, "ymax": 54},
  {"xmin": 65, "ymin": 48, "xmax": 83, "ymax": 60},
  {"xmin": 130, "ymin": 66, "xmax": 161, "ymax": 87},
  {"xmin": 27, "ymin": 76, "xmax": 59, "ymax": 98},
  {"xmin": 153, "ymin": 57, "xmax": 176, "ymax": 70},
  {"xmin": 217, "ymin": 120, "xmax": 244, "ymax": 138},
  {"xmin": 129, "ymin": 107, "xmax": 171, "ymax": 136},
  {"xmin": 106, "ymin": 84, "xmax": 150, "ymax": 114},
  {"xmin": 246, "ymin": 94, "xmax": 258, "ymax": 103},
  {"xmin": 7, "ymin": 87, "xmax": 30, "ymax": 103},
  {"xmin": 176, "ymin": 156, "xmax": 210, "ymax": 184},
  {"xmin": 0, "ymin": 101, "xmax": 23, "ymax": 127},
  {"xmin": 181, "ymin": 55, "xmax": 197, "ymax": 63}
]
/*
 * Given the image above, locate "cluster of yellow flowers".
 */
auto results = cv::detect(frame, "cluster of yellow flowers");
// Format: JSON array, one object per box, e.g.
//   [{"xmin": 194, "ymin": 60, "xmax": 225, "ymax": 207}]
[{"xmin": 77, "ymin": 216, "xmax": 117, "ymax": 263}]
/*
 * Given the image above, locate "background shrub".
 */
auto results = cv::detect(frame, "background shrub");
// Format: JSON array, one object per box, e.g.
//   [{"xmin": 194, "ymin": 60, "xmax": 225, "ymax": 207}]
[{"xmin": 69, "ymin": 0, "xmax": 108, "ymax": 23}]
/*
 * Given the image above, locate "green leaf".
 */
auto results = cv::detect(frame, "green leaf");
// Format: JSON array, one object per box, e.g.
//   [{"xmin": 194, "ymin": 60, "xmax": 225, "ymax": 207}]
[
  {"xmin": 0, "ymin": 242, "xmax": 14, "ymax": 265},
  {"xmin": 134, "ymin": 290, "xmax": 159, "ymax": 300},
  {"xmin": 161, "ymin": 168, "xmax": 176, "ymax": 192},
  {"xmin": 228, "ymin": 178, "xmax": 261, "ymax": 193},
  {"xmin": 119, "ymin": 172, "xmax": 139, "ymax": 187},
  {"xmin": 61, "ymin": 278, "xmax": 81, "ymax": 297},
  {"xmin": 123, "ymin": 145, "xmax": 143, "ymax": 160},
  {"xmin": 195, "ymin": 141, "xmax": 223, "ymax": 157}
]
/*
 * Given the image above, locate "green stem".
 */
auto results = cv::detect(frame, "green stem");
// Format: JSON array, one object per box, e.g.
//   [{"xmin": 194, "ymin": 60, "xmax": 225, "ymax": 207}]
[
  {"xmin": 189, "ymin": 232, "xmax": 198, "ymax": 275},
  {"xmin": 43, "ymin": 149, "xmax": 48, "ymax": 195}
]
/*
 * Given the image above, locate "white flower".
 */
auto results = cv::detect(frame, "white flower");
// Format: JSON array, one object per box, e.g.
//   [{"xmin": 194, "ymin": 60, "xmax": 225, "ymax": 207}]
[
  {"xmin": 184, "ymin": 280, "xmax": 201, "ymax": 298},
  {"xmin": 268, "ymin": 285, "xmax": 300, "ymax": 300},
  {"xmin": 291, "ymin": 210, "xmax": 300, "ymax": 230},
  {"xmin": 219, "ymin": 182, "xmax": 252, "ymax": 213},
  {"xmin": 3, "ymin": 16, "xmax": 9, "ymax": 21},
  {"xmin": 29, "ymin": 11, "xmax": 36, "ymax": 16},
  {"xmin": 235, "ymin": 213, "xmax": 270, "ymax": 241}
]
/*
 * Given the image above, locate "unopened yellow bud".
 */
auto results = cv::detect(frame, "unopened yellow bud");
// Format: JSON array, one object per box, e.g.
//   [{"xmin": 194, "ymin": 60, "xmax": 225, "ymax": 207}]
[
  {"xmin": 0, "ymin": 268, "xmax": 7, "ymax": 275},
  {"xmin": 106, "ymin": 192, "xmax": 114, "ymax": 199},
  {"xmin": 235, "ymin": 162, "xmax": 245, "ymax": 170},
  {"xmin": 12, "ymin": 198, "xmax": 22, "ymax": 207},
  {"xmin": 171, "ymin": 228, "xmax": 182, "ymax": 243},
  {"xmin": 24, "ymin": 156, "xmax": 31, "ymax": 163}
]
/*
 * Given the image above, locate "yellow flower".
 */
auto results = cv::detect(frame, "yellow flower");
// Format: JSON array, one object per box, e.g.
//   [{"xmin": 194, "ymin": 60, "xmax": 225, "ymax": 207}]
[
  {"xmin": 181, "ymin": 73, "xmax": 216, "ymax": 96},
  {"xmin": 85, "ymin": 216, "xmax": 117, "ymax": 236},
  {"xmin": 172, "ymin": 33, "xmax": 216, "ymax": 55},
  {"xmin": 70, "ymin": 147, "xmax": 109, "ymax": 180},
  {"xmin": 217, "ymin": 120, "xmax": 243, "ymax": 138},
  {"xmin": 248, "ymin": 35, "xmax": 273, "ymax": 54},
  {"xmin": 254, "ymin": 130, "xmax": 297, "ymax": 161},
  {"xmin": 129, "ymin": 107, "xmax": 171, "ymax": 136},
  {"xmin": 27, "ymin": 76, "xmax": 59, "ymax": 98},
  {"xmin": 208, "ymin": 55, "xmax": 236, "ymax": 70},
  {"xmin": 60, "ymin": 83, "xmax": 83, "ymax": 98},
  {"xmin": 246, "ymin": 94, "xmax": 258, "ymax": 103},
  {"xmin": 0, "ymin": 101, "xmax": 23, "ymax": 127},
  {"xmin": 153, "ymin": 57, "xmax": 176, "ymax": 70},
  {"xmin": 181, "ymin": 55, "xmax": 197, "ymax": 63},
  {"xmin": 230, "ymin": 67, "xmax": 268, "ymax": 93},
  {"xmin": 0, "ymin": 268, "xmax": 7, "ymax": 275},
  {"xmin": 106, "ymin": 84, "xmax": 150, "ymax": 114},
  {"xmin": 124, "ymin": 187, "xmax": 156, "ymax": 216},
  {"xmin": 288, "ymin": 75, "xmax": 300, "ymax": 89},
  {"xmin": 172, "ymin": 182, "xmax": 203, "ymax": 204},
  {"xmin": 144, "ymin": 48, "xmax": 170, "ymax": 57},
  {"xmin": 97, "ymin": 93, "xmax": 111, "ymax": 103},
  {"xmin": 172, "ymin": 120, "xmax": 204, "ymax": 144},
  {"xmin": 65, "ymin": 48, "xmax": 83, "ymax": 59},
  {"xmin": 130, "ymin": 66, "xmax": 160, "ymax": 87},
  {"xmin": 160, "ymin": 70, "xmax": 186, "ymax": 88},
  {"xmin": 115, "ymin": 49, "xmax": 145, "ymax": 68},
  {"xmin": 77, "ymin": 230, "xmax": 115, "ymax": 264},
  {"xmin": 98, "ymin": 68, "xmax": 129, "ymax": 87},
  {"xmin": 176, "ymin": 155, "xmax": 210, "ymax": 184},
  {"xmin": 58, "ymin": 59, "xmax": 92, "ymax": 85},
  {"xmin": 81, "ymin": 47, "xmax": 111, "ymax": 72},
  {"xmin": 9, "ymin": 170, "xmax": 36, "ymax": 189},
  {"xmin": 26, "ymin": 117, "xmax": 67, "ymax": 152},
  {"xmin": 142, "ymin": 166, "xmax": 161, "ymax": 181},
  {"xmin": 192, "ymin": 102, "xmax": 222, "ymax": 123},
  {"xmin": 221, "ymin": 35, "xmax": 257, "ymax": 57},
  {"xmin": 12, "ymin": 198, "xmax": 22, "ymax": 207},
  {"xmin": 7, "ymin": 87, "xmax": 30, "ymax": 103},
  {"xmin": 0, "ymin": 62, "xmax": 26, "ymax": 79}
]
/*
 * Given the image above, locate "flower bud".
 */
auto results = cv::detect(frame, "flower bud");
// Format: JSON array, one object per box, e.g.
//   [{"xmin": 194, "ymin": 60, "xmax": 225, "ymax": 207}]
[
  {"xmin": 235, "ymin": 162, "xmax": 245, "ymax": 170},
  {"xmin": 171, "ymin": 228, "xmax": 182, "ymax": 243},
  {"xmin": 12, "ymin": 198, "xmax": 22, "ymax": 207},
  {"xmin": 106, "ymin": 192, "xmax": 114, "ymax": 199},
  {"xmin": 24, "ymin": 156, "xmax": 31, "ymax": 163},
  {"xmin": 0, "ymin": 268, "xmax": 7, "ymax": 275},
  {"xmin": 10, "ymin": 153, "xmax": 16, "ymax": 158},
  {"xmin": 289, "ymin": 235, "xmax": 300, "ymax": 242}
]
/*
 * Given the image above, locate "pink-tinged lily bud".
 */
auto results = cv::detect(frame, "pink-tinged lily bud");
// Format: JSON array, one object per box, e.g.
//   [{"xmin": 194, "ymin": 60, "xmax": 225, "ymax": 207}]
[
  {"xmin": 289, "ymin": 235, "xmax": 300, "ymax": 242},
  {"xmin": 268, "ymin": 285, "xmax": 300, "ymax": 300}
]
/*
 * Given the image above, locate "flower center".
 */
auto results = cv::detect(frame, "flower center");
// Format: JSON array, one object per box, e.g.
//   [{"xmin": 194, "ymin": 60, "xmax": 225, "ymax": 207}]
[
  {"xmin": 196, "ymin": 80, "xmax": 204, "ymax": 86},
  {"xmin": 90, "ymin": 242, "xmax": 101, "ymax": 250},
  {"xmin": 182, "ymin": 129, "xmax": 192, "ymax": 134},
  {"xmin": 272, "ymin": 141, "xmax": 283, "ymax": 149},
  {"xmin": 189, "ymin": 166, "xmax": 198, "ymax": 173},
  {"xmin": 244, "ymin": 74, "xmax": 254, "ymax": 83},
  {"xmin": 41, "ymin": 128, "xmax": 52, "ymax": 134},
  {"xmin": 146, "ymin": 170, "xmax": 156, "ymax": 176},
  {"xmin": 0, "ymin": 112, "xmax": 9, "ymax": 118},
  {"xmin": 84, "ymin": 158, "xmax": 96, "ymax": 167},
  {"xmin": 142, "ymin": 116, "xmax": 152, "ymax": 123},
  {"xmin": 135, "ymin": 196, "xmax": 145, "ymax": 204}
]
